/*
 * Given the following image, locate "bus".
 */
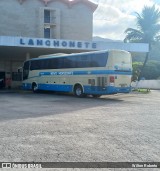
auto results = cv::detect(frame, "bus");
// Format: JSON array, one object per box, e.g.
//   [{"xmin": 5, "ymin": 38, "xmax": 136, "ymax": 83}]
[{"xmin": 22, "ymin": 50, "xmax": 132, "ymax": 97}]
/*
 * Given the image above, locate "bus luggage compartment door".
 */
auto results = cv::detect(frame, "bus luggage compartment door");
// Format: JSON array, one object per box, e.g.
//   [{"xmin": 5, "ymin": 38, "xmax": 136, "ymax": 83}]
[{"xmin": 97, "ymin": 77, "xmax": 107, "ymax": 90}]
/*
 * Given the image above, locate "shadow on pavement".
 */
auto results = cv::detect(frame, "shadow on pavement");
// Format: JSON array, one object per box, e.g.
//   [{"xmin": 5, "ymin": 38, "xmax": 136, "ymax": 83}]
[{"xmin": 0, "ymin": 89, "xmax": 128, "ymax": 122}]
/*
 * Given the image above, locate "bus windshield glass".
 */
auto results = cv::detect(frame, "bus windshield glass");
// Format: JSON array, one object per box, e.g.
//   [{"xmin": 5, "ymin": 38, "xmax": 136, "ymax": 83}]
[
  {"xmin": 109, "ymin": 51, "xmax": 132, "ymax": 71},
  {"xmin": 23, "ymin": 61, "xmax": 30, "ymax": 80}
]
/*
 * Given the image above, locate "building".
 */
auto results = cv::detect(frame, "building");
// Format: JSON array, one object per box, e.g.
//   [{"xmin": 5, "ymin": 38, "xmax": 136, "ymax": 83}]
[
  {"xmin": 0, "ymin": 0, "xmax": 97, "ymax": 40},
  {"xmin": 0, "ymin": 0, "xmax": 148, "ymax": 88}
]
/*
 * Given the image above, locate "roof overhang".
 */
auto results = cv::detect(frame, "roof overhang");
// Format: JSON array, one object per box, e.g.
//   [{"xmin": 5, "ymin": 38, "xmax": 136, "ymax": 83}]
[{"xmin": 0, "ymin": 36, "xmax": 149, "ymax": 53}]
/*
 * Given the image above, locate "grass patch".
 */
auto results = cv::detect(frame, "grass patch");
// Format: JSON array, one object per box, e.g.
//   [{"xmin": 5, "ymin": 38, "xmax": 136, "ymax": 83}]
[{"xmin": 132, "ymin": 88, "xmax": 151, "ymax": 93}]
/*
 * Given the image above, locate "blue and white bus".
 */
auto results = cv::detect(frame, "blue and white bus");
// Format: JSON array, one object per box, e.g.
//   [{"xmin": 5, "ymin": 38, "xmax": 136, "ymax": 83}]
[{"xmin": 22, "ymin": 50, "xmax": 132, "ymax": 97}]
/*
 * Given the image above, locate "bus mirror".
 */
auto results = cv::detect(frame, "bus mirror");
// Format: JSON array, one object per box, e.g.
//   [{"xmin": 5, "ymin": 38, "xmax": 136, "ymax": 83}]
[{"xmin": 17, "ymin": 67, "xmax": 22, "ymax": 73}]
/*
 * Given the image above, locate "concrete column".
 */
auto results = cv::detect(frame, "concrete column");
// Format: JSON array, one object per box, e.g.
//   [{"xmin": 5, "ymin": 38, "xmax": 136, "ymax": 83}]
[{"xmin": 26, "ymin": 52, "xmax": 30, "ymax": 60}]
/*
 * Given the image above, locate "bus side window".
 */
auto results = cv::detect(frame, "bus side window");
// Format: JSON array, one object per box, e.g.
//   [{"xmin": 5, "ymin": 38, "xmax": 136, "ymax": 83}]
[
  {"xmin": 56, "ymin": 58, "xmax": 64, "ymax": 69},
  {"xmin": 91, "ymin": 53, "xmax": 108, "ymax": 67}
]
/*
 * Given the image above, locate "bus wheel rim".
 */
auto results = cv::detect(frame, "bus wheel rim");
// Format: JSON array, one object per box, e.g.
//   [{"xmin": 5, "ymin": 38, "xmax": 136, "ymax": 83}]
[
  {"xmin": 76, "ymin": 88, "xmax": 82, "ymax": 96},
  {"xmin": 33, "ymin": 85, "xmax": 38, "ymax": 91}
]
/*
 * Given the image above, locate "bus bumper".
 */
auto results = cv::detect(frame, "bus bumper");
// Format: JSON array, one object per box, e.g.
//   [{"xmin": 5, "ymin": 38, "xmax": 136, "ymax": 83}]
[{"xmin": 84, "ymin": 86, "xmax": 131, "ymax": 95}]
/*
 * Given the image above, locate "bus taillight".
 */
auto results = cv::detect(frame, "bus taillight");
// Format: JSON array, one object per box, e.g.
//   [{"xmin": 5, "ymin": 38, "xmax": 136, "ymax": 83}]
[{"xmin": 109, "ymin": 76, "xmax": 115, "ymax": 83}]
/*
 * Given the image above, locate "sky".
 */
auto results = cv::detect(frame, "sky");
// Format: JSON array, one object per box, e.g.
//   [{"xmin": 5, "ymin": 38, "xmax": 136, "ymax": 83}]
[{"xmin": 91, "ymin": 0, "xmax": 160, "ymax": 40}]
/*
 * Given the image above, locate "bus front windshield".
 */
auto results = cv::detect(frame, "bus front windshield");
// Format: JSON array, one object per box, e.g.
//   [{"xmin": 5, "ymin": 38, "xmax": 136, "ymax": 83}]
[
  {"xmin": 23, "ymin": 61, "xmax": 30, "ymax": 80},
  {"xmin": 111, "ymin": 52, "xmax": 132, "ymax": 71}
]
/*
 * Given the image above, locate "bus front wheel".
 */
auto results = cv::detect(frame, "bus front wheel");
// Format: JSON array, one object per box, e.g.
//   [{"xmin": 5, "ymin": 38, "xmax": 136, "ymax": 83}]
[
  {"xmin": 32, "ymin": 83, "xmax": 38, "ymax": 93},
  {"xmin": 74, "ymin": 85, "xmax": 84, "ymax": 97}
]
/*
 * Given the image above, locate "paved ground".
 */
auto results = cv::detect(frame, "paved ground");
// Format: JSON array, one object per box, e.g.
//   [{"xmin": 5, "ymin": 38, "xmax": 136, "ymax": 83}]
[{"xmin": 0, "ymin": 90, "xmax": 160, "ymax": 171}]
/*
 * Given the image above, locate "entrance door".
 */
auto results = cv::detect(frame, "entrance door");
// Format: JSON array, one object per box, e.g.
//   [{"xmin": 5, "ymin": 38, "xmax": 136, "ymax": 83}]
[{"xmin": 0, "ymin": 72, "xmax": 5, "ymax": 88}]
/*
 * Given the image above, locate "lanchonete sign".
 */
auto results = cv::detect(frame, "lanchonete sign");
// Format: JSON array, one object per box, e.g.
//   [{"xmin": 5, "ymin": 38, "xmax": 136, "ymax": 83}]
[
  {"xmin": 0, "ymin": 36, "xmax": 149, "ymax": 52},
  {"xmin": 0, "ymin": 36, "xmax": 97, "ymax": 50},
  {"xmin": 20, "ymin": 38, "xmax": 97, "ymax": 50}
]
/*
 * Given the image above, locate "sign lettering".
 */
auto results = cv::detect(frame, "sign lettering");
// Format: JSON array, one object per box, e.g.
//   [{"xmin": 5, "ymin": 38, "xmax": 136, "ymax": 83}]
[{"xmin": 19, "ymin": 38, "xmax": 97, "ymax": 50}]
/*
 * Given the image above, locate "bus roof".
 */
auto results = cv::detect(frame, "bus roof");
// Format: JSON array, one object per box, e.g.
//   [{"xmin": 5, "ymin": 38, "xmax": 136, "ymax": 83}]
[
  {"xmin": 38, "ymin": 53, "xmax": 66, "ymax": 58},
  {"xmin": 30, "ymin": 49, "xmax": 129, "ymax": 61}
]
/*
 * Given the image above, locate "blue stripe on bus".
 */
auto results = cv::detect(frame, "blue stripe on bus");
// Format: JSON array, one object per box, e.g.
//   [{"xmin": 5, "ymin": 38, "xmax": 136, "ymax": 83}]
[
  {"xmin": 38, "ymin": 84, "xmax": 73, "ymax": 92},
  {"xmin": 73, "ymin": 70, "xmax": 131, "ymax": 75},
  {"xmin": 38, "ymin": 70, "xmax": 132, "ymax": 76},
  {"xmin": 22, "ymin": 83, "xmax": 131, "ymax": 94},
  {"xmin": 84, "ymin": 85, "xmax": 131, "ymax": 94}
]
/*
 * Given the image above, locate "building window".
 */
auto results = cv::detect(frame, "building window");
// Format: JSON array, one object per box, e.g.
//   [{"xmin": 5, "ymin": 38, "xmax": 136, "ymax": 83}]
[
  {"xmin": 40, "ymin": 8, "xmax": 60, "ymax": 39},
  {"xmin": 44, "ymin": 10, "xmax": 50, "ymax": 23},
  {"xmin": 44, "ymin": 27, "xmax": 50, "ymax": 38}
]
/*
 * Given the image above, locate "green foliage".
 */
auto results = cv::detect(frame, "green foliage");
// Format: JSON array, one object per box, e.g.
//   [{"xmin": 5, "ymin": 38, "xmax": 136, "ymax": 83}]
[
  {"xmin": 132, "ymin": 61, "xmax": 160, "ymax": 80},
  {"xmin": 133, "ymin": 88, "xmax": 151, "ymax": 93},
  {"xmin": 125, "ymin": 5, "xmax": 160, "ymax": 80},
  {"xmin": 132, "ymin": 62, "xmax": 142, "ymax": 81}
]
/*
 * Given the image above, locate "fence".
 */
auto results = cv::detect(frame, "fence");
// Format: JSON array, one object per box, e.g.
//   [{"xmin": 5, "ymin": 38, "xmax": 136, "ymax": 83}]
[{"xmin": 131, "ymin": 80, "xmax": 160, "ymax": 90}]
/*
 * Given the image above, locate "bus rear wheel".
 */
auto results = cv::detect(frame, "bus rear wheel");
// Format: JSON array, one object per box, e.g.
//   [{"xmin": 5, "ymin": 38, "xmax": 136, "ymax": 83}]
[
  {"xmin": 32, "ymin": 83, "xmax": 38, "ymax": 93},
  {"xmin": 74, "ymin": 85, "xmax": 84, "ymax": 97}
]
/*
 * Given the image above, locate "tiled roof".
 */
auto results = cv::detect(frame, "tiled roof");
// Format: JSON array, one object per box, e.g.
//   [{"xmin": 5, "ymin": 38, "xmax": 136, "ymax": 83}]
[{"xmin": 17, "ymin": 0, "xmax": 98, "ymax": 12}]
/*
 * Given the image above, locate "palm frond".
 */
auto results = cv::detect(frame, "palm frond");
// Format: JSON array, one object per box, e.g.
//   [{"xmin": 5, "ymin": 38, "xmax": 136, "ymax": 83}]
[
  {"xmin": 155, "ymin": 35, "xmax": 160, "ymax": 41},
  {"xmin": 124, "ymin": 5, "xmax": 160, "ymax": 44},
  {"xmin": 124, "ymin": 28, "xmax": 144, "ymax": 43},
  {"xmin": 136, "ymin": 5, "xmax": 160, "ymax": 32}
]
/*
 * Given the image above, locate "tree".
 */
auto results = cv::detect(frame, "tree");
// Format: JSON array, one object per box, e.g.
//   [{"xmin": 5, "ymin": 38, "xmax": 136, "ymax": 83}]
[
  {"xmin": 124, "ymin": 5, "xmax": 160, "ymax": 80},
  {"xmin": 132, "ymin": 61, "xmax": 160, "ymax": 80}
]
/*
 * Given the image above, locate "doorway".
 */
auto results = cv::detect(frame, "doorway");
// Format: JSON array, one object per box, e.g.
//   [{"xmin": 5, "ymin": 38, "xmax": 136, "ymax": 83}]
[{"xmin": 0, "ymin": 72, "xmax": 5, "ymax": 88}]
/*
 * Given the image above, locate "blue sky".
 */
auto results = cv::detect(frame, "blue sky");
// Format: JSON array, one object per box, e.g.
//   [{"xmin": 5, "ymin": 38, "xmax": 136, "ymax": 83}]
[{"xmin": 91, "ymin": 0, "xmax": 160, "ymax": 40}]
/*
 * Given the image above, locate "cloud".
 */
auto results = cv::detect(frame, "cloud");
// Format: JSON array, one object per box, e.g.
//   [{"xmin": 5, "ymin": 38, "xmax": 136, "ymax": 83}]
[{"xmin": 92, "ymin": 0, "xmax": 160, "ymax": 40}]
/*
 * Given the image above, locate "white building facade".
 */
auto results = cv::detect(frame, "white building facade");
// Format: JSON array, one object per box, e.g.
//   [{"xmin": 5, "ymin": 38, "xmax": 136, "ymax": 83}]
[
  {"xmin": 0, "ymin": 0, "xmax": 97, "ymax": 40},
  {"xmin": 0, "ymin": 0, "xmax": 148, "ymax": 88}
]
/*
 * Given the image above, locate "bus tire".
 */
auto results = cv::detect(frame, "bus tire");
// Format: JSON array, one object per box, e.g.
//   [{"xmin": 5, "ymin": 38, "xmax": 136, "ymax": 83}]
[
  {"xmin": 32, "ymin": 83, "xmax": 38, "ymax": 93},
  {"xmin": 74, "ymin": 85, "xmax": 84, "ymax": 97},
  {"xmin": 92, "ymin": 95, "xmax": 101, "ymax": 98}
]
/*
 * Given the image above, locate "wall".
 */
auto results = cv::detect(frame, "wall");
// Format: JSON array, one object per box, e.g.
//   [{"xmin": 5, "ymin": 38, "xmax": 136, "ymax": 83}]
[
  {"xmin": 132, "ymin": 80, "xmax": 160, "ymax": 90},
  {"xmin": 0, "ymin": 0, "xmax": 93, "ymax": 40}
]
